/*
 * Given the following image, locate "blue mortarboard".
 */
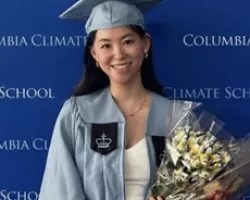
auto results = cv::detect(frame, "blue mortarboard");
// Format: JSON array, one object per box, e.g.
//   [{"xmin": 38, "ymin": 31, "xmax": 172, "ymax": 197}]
[{"xmin": 59, "ymin": 0, "xmax": 162, "ymax": 35}]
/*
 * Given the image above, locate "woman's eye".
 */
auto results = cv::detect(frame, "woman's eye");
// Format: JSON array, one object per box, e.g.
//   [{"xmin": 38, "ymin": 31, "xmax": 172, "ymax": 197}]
[
  {"xmin": 101, "ymin": 44, "xmax": 111, "ymax": 49},
  {"xmin": 123, "ymin": 40, "xmax": 134, "ymax": 45}
]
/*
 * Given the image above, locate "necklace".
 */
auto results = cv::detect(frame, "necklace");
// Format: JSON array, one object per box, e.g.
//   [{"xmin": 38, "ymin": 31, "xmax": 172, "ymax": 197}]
[{"xmin": 123, "ymin": 94, "xmax": 147, "ymax": 117}]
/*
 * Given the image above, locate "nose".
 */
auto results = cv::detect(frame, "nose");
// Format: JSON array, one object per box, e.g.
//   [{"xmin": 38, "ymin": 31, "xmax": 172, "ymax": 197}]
[{"xmin": 113, "ymin": 44, "xmax": 126, "ymax": 60}]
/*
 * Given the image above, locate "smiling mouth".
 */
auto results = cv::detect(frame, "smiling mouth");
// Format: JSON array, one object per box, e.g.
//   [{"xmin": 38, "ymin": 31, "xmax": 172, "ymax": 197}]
[{"xmin": 111, "ymin": 62, "xmax": 131, "ymax": 69}]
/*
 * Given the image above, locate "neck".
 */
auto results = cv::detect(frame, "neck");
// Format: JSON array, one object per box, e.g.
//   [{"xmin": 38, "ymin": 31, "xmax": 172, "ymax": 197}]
[
  {"xmin": 109, "ymin": 77, "xmax": 151, "ymax": 117},
  {"xmin": 109, "ymin": 79, "xmax": 147, "ymax": 102}
]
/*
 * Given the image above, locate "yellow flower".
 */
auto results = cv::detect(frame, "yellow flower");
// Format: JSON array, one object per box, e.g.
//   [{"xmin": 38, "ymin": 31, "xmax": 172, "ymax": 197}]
[
  {"xmin": 189, "ymin": 130, "xmax": 197, "ymax": 136},
  {"xmin": 211, "ymin": 154, "xmax": 222, "ymax": 163},
  {"xmin": 174, "ymin": 166, "xmax": 184, "ymax": 175},
  {"xmin": 187, "ymin": 136, "xmax": 196, "ymax": 146},
  {"xmin": 174, "ymin": 167, "xmax": 189, "ymax": 182},
  {"xmin": 205, "ymin": 147, "xmax": 213, "ymax": 156},
  {"xmin": 199, "ymin": 153, "xmax": 209, "ymax": 166},
  {"xmin": 220, "ymin": 151, "xmax": 231, "ymax": 164},
  {"xmin": 200, "ymin": 170, "xmax": 212, "ymax": 180},
  {"xmin": 176, "ymin": 139, "xmax": 187, "ymax": 152},
  {"xmin": 212, "ymin": 141, "xmax": 223, "ymax": 151},
  {"xmin": 189, "ymin": 143, "xmax": 200, "ymax": 155},
  {"xmin": 211, "ymin": 163, "xmax": 222, "ymax": 173},
  {"xmin": 173, "ymin": 128, "xmax": 186, "ymax": 146},
  {"xmin": 190, "ymin": 157, "xmax": 201, "ymax": 168}
]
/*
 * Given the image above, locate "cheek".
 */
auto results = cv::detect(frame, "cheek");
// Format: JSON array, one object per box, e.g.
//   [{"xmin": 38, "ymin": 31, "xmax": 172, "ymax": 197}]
[
  {"xmin": 129, "ymin": 46, "xmax": 144, "ymax": 58},
  {"xmin": 97, "ymin": 52, "xmax": 112, "ymax": 66}
]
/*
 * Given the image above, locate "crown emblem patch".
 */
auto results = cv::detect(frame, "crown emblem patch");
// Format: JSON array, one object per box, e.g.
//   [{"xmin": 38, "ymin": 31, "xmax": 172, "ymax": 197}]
[
  {"xmin": 96, "ymin": 133, "xmax": 112, "ymax": 148},
  {"xmin": 91, "ymin": 123, "xmax": 117, "ymax": 155}
]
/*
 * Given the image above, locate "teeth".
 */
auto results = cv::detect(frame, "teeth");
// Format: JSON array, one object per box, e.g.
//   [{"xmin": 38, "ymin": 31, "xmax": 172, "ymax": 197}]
[{"xmin": 112, "ymin": 63, "xmax": 130, "ymax": 69}]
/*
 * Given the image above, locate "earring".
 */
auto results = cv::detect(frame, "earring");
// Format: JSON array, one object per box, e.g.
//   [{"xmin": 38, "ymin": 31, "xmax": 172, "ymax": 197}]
[{"xmin": 144, "ymin": 52, "xmax": 148, "ymax": 59}]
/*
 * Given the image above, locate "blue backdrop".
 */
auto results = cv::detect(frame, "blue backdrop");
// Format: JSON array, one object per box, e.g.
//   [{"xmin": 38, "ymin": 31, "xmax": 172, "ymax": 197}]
[{"xmin": 0, "ymin": 0, "xmax": 249, "ymax": 199}]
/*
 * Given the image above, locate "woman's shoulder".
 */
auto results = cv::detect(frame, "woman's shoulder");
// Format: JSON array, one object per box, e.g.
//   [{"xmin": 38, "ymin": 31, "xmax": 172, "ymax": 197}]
[
  {"xmin": 59, "ymin": 88, "xmax": 107, "ymax": 115},
  {"xmin": 74, "ymin": 88, "xmax": 106, "ymax": 108},
  {"xmin": 152, "ymin": 92, "xmax": 196, "ymax": 113},
  {"xmin": 153, "ymin": 92, "xmax": 171, "ymax": 104},
  {"xmin": 151, "ymin": 92, "xmax": 174, "ymax": 110}
]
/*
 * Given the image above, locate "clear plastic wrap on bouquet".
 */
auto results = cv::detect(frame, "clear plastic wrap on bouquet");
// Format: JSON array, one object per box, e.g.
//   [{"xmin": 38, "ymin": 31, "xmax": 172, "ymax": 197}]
[{"xmin": 147, "ymin": 100, "xmax": 250, "ymax": 200}]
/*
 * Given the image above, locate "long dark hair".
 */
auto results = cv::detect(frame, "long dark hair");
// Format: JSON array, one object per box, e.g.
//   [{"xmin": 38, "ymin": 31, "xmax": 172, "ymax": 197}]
[{"xmin": 73, "ymin": 25, "xmax": 163, "ymax": 96}]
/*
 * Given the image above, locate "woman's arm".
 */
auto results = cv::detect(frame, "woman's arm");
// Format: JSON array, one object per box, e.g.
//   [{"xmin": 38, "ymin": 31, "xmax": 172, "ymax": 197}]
[{"xmin": 38, "ymin": 98, "xmax": 87, "ymax": 200}]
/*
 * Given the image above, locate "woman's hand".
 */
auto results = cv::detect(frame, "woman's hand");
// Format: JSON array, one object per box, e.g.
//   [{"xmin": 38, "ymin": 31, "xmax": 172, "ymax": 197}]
[
  {"xmin": 204, "ymin": 176, "xmax": 244, "ymax": 200},
  {"xmin": 149, "ymin": 196, "xmax": 164, "ymax": 200},
  {"xmin": 204, "ymin": 181, "xmax": 226, "ymax": 200}
]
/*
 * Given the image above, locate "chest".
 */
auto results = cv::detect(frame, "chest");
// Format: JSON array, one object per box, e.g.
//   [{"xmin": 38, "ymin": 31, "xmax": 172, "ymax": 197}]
[{"xmin": 124, "ymin": 109, "xmax": 149, "ymax": 149}]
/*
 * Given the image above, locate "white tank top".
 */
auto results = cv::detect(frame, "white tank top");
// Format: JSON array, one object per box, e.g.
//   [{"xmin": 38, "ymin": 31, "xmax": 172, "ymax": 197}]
[{"xmin": 124, "ymin": 137, "xmax": 150, "ymax": 200}]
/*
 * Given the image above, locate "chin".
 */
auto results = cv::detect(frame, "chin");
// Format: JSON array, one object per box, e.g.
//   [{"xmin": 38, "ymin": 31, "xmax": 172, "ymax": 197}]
[
  {"xmin": 113, "ymin": 79, "xmax": 131, "ymax": 85},
  {"xmin": 109, "ymin": 71, "xmax": 141, "ymax": 86},
  {"xmin": 112, "ymin": 76, "xmax": 140, "ymax": 86}
]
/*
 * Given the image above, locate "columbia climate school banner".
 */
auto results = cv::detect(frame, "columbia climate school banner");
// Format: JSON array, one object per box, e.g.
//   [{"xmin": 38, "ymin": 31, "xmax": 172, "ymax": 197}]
[{"xmin": 0, "ymin": 0, "xmax": 250, "ymax": 199}]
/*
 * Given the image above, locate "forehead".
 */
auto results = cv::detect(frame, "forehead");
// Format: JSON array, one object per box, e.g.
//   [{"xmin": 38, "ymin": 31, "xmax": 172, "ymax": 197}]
[{"xmin": 94, "ymin": 26, "xmax": 138, "ymax": 41}]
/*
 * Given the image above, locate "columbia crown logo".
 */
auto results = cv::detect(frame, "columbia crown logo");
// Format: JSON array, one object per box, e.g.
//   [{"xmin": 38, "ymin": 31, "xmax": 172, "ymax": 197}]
[{"xmin": 96, "ymin": 133, "xmax": 112, "ymax": 148}]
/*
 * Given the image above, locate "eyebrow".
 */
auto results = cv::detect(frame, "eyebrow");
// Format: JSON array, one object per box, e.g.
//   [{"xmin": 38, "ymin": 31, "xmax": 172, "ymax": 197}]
[{"xmin": 97, "ymin": 33, "xmax": 134, "ymax": 43}]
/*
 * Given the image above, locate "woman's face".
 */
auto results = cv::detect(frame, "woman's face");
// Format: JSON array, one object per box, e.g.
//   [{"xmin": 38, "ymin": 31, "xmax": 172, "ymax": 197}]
[{"xmin": 90, "ymin": 26, "xmax": 150, "ymax": 85}]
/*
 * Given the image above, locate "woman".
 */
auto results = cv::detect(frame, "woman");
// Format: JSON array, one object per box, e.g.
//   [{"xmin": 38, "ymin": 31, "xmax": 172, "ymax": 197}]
[{"xmin": 38, "ymin": 0, "xmax": 225, "ymax": 200}]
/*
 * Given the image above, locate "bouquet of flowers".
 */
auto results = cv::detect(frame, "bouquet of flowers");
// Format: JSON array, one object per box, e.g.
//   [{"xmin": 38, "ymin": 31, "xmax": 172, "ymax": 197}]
[{"xmin": 147, "ymin": 100, "xmax": 250, "ymax": 200}]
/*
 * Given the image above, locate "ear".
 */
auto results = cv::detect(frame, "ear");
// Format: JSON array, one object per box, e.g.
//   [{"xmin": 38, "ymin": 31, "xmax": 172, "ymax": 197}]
[{"xmin": 142, "ymin": 33, "xmax": 151, "ymax": 54}]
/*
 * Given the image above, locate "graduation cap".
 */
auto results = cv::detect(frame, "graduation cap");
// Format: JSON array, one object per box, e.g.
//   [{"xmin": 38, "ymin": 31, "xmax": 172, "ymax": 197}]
[{"xmin": 59, "ymin": 0, "xmax": 162, "ymax": 35}]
